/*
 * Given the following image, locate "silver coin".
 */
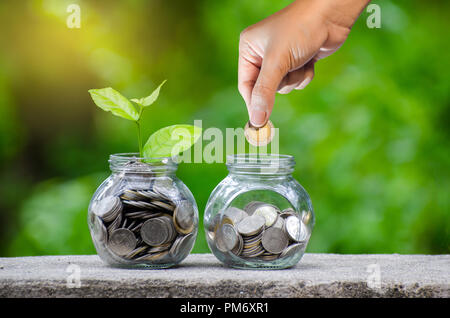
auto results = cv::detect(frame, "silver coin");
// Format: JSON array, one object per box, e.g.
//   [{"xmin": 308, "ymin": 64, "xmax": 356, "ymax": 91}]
[
  {"xmin": 148, "ymin": 242, "xmax": 171, "ymax": 253},
  {"xmin": 123, "ymin": 200, "xmax": 159, "ymax": 210},
  {"xmin": 215, "ymin": 225, "xmax": 231, "ymax": 253},
  {"xmin": 160, "ymin": 215, "xmax": 177, "ymax": 243},
  {"xmin": 280, "ymin": 242, "xmax": 305, "ymax": 258},
  {"xmin": 253, "ymin": 205, "xmax": 279, "ymax": 227},
  {"xmin": 93, "ymin": 196, "xmax": 122, "ymax": 222},
  {"xmin": 152, "ymin": 200, "xmax": 175, "ymax": 212},
  {"xmin": 280, "ymin": 208, "xmax": 296, "ymax": 219},
  {"xmin": 173, "ymin": 200, "xmax": 195, "ymax": 234},
  {"xmin": 230, "ymin": 233, "xmax": 243, "ymax": 256},
  {"xmin": 123, "ymin": 211, "xmax": 150, "ymax": 218},
  {"xmin": 124, "ymin": 245, "xmax": 148, "ymax": 259},
  {"xmin": 243, "ymin": 201, "xmax": 266, "ymax": 215},
  {"xmin": 169, "ymin": 233, "xmax": 194, "ymax": 258},
  {"xmin": 120, "ymin": 189, "xmax": 146, "ymax": 201},
  {"xmin": 129, "ymin": 221, "xmax": 143, "ymax": 232},
  {"xmin": 261, "ymin": 227, "xmax": 289, "ymax": 254},
  {"xmin": 284, "ymin": 215, "xmax": 306, "ymax": 242},
  {"xmin": 223, "ymin": 207, "xmax": 248, "ymax": 225},
  {"xmin": 271, "ymin": 215, "xmax": 285, "ymax": 229},
  {"xmin": 140, "ymin": 218, "xmax": 169, "ymax": 246},
  {"xmin": 223, "ymin": 224, "xmax": 240, "ymax": 252},
  {"xmin": 107, "ymin": 212, "xmax": 122, "ymax": 236},
  {"xmin": 108, "ymin": 228, "xmax": 137, "ymax": 256},
  {"xmin": 236, "ymin": 215, "xmax": 266, "ymax": 236},
  {"xmin": 136, "ymin": 189, "xmax": 161, "ymax": 200}
]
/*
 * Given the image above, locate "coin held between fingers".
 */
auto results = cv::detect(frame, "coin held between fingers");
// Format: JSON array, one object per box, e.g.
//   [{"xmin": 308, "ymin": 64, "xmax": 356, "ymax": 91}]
[{"xmin": 244, "ymin": 120, "xmax": 275, "ymax": 147}]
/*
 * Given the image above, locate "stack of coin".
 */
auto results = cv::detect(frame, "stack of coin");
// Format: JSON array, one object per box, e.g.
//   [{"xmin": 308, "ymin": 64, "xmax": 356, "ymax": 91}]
[
  {"xmin": 211, "ymin": 202, "xmax": 311, "ymax": 261},
  {"xmin": 90, "ymin": 180, "xmax": 196, "ymax": 264}
]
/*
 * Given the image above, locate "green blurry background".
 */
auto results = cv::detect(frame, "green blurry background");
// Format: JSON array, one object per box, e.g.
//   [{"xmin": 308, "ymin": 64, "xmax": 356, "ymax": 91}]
[{"xmin": 0, "ymin": 0, "xmax": 448, "ymax": 256}]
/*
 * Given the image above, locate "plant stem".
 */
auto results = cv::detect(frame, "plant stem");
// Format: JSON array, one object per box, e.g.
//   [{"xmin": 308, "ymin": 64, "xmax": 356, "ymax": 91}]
[
  {"xmin": 136, "ymin": 120, "xmax": 143, "ymax": 157},
  {"xmin": 134, "ymin": 104, "xmax": 145, "ymax": 157}
]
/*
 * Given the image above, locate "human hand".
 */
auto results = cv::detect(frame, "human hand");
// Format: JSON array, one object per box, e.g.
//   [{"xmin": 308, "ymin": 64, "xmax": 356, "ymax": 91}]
[{"xmin": 238, "ymin": 0, "xmax": 370, "ymax": 127}]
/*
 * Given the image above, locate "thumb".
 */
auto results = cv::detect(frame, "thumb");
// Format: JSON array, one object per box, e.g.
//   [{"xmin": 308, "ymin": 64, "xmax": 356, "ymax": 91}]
[{"xmin": 249, "ymin": 55, "xmax": 286, "ymax": 127}]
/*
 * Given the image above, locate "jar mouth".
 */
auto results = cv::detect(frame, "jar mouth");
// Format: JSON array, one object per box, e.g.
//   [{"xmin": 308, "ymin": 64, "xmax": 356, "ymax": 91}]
[
  {"xmin": 226, "ymin": 154, "xmax": 295, "ymax": 175},
  {"xmin": 109, "ymin": 153, "xmax": 178, "ymax": 173}
]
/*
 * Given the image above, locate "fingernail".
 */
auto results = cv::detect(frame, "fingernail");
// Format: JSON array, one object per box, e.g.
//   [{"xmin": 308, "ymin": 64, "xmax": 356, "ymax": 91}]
[
  {"xmin": 250, "ymin": 108, "xmax": 266, "ymax": 127},
  {"xmin": 296, "ymin": 77, "xmax": 312, "ymax": 90}
]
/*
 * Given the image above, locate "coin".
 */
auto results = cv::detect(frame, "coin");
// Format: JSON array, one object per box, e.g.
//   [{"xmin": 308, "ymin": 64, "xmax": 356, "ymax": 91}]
[
  {"xmin": 169, "ymin": 233, "xmax": 194, "ymax": 258},
  {"xmin": 271, "ymin": 215, "xmax": 285, "ymax": 229},
  {"xmin": 242, "ymin": 244, "xmax": 265, "ymax": 257},
  {"xmin": 280, "ymin": 242, "xmax": 305, "ymax": 258},
  {"xmin": 253, "ymin": 205, "xmax": 279, "ymax": 227},
  {"xmin": 93, "ymin": 196, "xmax": 122, "ymax": 222},
  {"xmin": 152, "ymin": 200, "xmax": 175, "ymax": 212},
  {"xmin": 230, "ymin": 233, "xmax": 244, "ymax": 256},
  {"xmin": 261, "ymin": 227, "xmax": 289, "ymax": 254},
  {"xmin": 284, "ymin": 215, "xmax": 304, "ymax": 242},
  {"xmin": 107, "ymin": 212, "xmax": 122, "ymax": 236},
  {"xmin": 108, "ymin": 228, "xmax": 137, "ymax": 256},
  {"xmin": 159, "ymin": 214, "xmax": 177, "ymax": 243},
  {"xmin": 223, "ymin": 207, "xmax": 248, "ymax": 224},
  {"xmin": 243, "ymin": 201, "xmax": 266, "ymax": 215},
  {"xmin": 173, "ymin": 200, "xmax": 195, "ymax": 234},
  {"xmin": 260, "ymin": 251, "xmax": 280, "ymax": 261},
  {"xmin": 236, "ymin": 215, "xmax": 266, "ymax": 236},
  {"xmin": 140, "ymin": 218, "xmax": 169, "ymax": 246},
  {"xmin": 302, "ymin": 210, "xmax": 312, "ymax": 225},
  {"xmin": 280, "ymin": 208, "xmax": 296, "ymax": 219},
  {"xmin": 120, "ymin": 189, "xmax": 146, "ymax": 201},
  {"xmin": 215, "ymin": 223, "xmax": 238, "ymax": 253},
  {"xmin": 222, "ymin": 224, "xmax": 239, "ymax": 252},
  {"xmin": 124, "ymin": 245, "xmax": 148, "ymax": 259},
  {"xmin": 136, "ymin": 189, "xmax": 161, "ymax": 200},
  {"xmin": 244, "ymin": 120, "xmax": 275, "ymax": 147},
  {"xmin": 148, "ymin": 242, "xmax": 171, "ymax": 253}
]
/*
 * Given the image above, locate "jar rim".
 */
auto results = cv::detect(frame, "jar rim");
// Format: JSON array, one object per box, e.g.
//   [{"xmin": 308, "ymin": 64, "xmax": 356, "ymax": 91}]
[
  {"xmin": 109, "ymin": 152, "xmax": 179, "ymax": 163},
  {"xmin": 227, "ymin": 153, "xmax": 294, "ymax": 164},
  {"xmin": 226, "ymin": 153, "xmax": 295, "ymax": 175},
  {"xmin": 109, "ymin": 153, "xmax": 178, "ymax": 173}
]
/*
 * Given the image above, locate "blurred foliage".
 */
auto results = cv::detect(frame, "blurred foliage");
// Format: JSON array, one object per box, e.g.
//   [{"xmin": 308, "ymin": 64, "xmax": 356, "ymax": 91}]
[{"xmin": 0, "ymin": 0, "xmax": 448, "ymax": 256}]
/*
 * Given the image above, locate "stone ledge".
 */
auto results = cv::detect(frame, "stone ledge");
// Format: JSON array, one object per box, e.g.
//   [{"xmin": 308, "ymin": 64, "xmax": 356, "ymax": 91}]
[{"xmin": 0, "ymin": 254, "xmax": 448, "ymax": 298}]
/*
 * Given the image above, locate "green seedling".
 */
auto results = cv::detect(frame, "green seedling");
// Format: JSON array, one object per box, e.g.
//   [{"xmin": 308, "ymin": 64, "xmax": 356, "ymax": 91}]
[{"xmin": 88, "ymin": 80, "xmax": 201, "ymax": 159}]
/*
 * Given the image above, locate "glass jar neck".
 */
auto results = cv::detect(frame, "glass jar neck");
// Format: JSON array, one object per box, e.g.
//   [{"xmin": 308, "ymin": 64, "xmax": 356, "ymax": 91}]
[
  {"xmin": 109, "ymin": 153, "xmax": 178, "ymax": 176},
  {"xmin": 226, "ymin": 154, "xmax": 295, "ymax": 177}
]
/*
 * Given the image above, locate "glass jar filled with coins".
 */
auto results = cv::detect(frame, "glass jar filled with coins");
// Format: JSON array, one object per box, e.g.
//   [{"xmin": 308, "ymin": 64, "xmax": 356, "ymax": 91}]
[
  {"xmin": 88, "ymin": 153, "xmax": 198, "ymax": 268},
  {"xmin": 204, "ymin": 154, "xmax": 314, "ymax": 269}
]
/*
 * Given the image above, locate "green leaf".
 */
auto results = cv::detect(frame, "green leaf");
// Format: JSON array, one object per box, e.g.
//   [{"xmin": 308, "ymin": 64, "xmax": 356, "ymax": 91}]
[
  {"xmin": 143, "ymin": 124, "xmax": 202, "ymax": 158},
  {"xmin": 88, "ymin": 87, "xmax": 139, "ymax": 121},
  {"xmin": 133, "ymin": 80, "xmax": 167, "ymax": 107}
]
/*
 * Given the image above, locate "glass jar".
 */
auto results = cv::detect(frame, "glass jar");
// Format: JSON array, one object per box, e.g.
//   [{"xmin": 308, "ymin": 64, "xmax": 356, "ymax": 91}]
[
  {"xmin": 204, "ymin": 154, "xmax": 314, "ymax": 269},
  {"xmin": 88, "ymin": 153, "xmax": 198, "ymax": 268}
]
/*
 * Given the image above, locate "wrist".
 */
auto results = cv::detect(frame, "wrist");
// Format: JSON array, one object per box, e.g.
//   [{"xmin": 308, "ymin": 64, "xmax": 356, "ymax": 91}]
[{"xmin": 319, "ymin": 0, "xmax": 372, "ymax": 29}]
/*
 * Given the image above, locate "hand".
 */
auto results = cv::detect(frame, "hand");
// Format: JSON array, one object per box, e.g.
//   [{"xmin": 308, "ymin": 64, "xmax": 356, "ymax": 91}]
[{"xmin": 238, "ymin": 0, "xmax": 370, "ymax": 127}]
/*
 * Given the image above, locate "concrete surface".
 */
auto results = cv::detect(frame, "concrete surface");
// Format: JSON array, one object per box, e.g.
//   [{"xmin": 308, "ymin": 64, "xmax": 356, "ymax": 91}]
[{"xmin": 0, "ymin": 253, "xmax": 448, "ymax": 298}]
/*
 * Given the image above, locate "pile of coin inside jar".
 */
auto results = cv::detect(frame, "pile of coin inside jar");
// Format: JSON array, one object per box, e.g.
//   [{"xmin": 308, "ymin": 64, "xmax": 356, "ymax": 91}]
[
  {"xmin": 209, "ymin": 201, "xmax": 312, "ymax": 261},
  {"xmin": 90, "ymin": 181, "xmax": 195, "ymax": 264}
]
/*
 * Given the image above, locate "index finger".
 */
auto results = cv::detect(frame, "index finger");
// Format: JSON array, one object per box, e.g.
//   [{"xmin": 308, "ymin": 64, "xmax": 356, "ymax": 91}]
[{"xmin": 238, "ymin": 54, "xmax": 261, "ymax": 112}]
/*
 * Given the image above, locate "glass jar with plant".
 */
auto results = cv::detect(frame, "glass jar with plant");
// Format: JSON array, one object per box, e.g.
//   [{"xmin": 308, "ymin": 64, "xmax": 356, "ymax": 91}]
[{"xmin": 87, "ymin": 81, "xmax": 201, "ymax": 268}]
